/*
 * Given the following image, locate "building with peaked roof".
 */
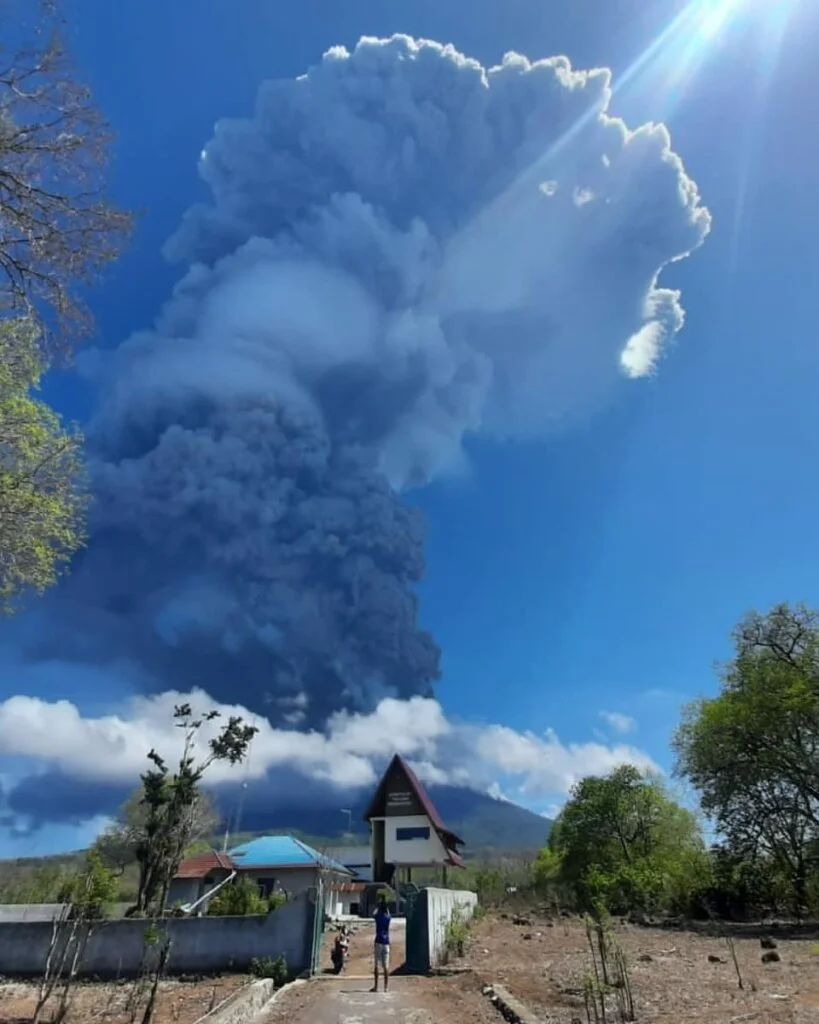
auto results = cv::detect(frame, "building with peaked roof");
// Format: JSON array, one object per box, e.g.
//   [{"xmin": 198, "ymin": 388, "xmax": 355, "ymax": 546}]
[
  {"xmin": 363, "ymin": 754, "xmax": 465, "ymax": 888},
  {"xmin": 167, "ymin": 835, "xmax": 352, "ymax": 913}
]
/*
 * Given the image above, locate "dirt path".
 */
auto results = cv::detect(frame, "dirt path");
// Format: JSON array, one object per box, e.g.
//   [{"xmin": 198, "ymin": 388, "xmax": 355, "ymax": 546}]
[{"xmin": 263, "ymin": 974, "xmax": 498, "ymax": 1024}]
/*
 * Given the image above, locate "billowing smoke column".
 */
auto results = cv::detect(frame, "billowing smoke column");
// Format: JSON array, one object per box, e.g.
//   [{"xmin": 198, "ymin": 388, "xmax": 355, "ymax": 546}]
[{"xmin": 35, "ymin": 36, "xmax": 710, "ymax": 723}]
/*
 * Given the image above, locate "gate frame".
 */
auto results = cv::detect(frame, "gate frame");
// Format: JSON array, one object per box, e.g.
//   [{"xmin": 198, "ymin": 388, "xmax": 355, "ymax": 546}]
[
  {"xmin": 309, "ymin": 879, "xmax": 325, "ymax": 975},
  {"xmin": 403, "ymin": 886, "xmax": 429, "ymax": 974}
]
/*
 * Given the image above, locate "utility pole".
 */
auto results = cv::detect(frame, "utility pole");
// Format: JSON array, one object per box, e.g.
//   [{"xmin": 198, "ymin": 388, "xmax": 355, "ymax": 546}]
[{"xmin": 340, "ymin": 808, "xmax": 352, "ymax": 838}]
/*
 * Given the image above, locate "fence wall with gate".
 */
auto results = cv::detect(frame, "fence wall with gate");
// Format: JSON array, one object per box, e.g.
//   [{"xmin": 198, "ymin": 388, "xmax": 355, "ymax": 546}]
[
  {"xmin": 404, "ymin": 887, "xmax": 478, "ymax": 973},
  {"xmin": 0, "ymin": 896, "xmax": 316, "ymax": 978}
]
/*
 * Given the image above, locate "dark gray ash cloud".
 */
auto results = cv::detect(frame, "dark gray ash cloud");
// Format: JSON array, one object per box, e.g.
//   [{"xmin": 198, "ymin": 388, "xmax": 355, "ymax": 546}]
[{"xmin": 9, "ymin": 36, "xmax": 709, "ymax": 728}]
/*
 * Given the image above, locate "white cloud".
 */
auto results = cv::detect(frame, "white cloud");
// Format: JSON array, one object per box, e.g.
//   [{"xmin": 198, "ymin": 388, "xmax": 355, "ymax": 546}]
[
  {"xmin": 0, "ymin": 690, "xmax": 659, "ymax": 808},
  {"xmin": 620, "ymin": 321, "xmax": 664, "ymax": 377},
  {"xmin": 599, "ymin": 710, "xmax": 636, "ymax": 734}
]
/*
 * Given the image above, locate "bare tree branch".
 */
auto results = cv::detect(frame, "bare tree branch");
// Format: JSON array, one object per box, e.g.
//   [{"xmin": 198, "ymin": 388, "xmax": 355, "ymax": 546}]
[{"xmin": 0, "ymin": 0, "xmax": 132, "ymax": 357}]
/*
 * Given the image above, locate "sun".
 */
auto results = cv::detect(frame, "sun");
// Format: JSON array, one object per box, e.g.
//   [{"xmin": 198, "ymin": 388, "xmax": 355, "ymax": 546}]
[{"xmin": 697, "ymin": 0, "xmax": 748, "ymax": 39}]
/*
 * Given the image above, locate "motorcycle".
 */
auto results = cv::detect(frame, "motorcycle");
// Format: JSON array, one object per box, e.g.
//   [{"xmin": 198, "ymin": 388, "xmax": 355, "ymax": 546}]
[{"xmin": 330, "ymin": 930, "xmax": 350, "ymax": 974}]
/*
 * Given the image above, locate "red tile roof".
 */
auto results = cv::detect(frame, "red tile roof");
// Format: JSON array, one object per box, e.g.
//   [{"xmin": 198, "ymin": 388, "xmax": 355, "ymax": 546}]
[
  {"xmin": 363, "ymin": 754, "xmax": 465, "ymax": 852},
  {"xmin": 174, "ymin": 851, "xmax": 235, "ymax": 879},
  {"xmin": 333, "ymin": 882, "xmax": 366, "ymax": 893}
]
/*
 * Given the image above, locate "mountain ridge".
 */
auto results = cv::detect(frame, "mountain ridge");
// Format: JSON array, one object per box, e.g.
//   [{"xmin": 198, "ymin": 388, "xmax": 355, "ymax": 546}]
[
  {"xmin": 0, "ymin": 785, "xmax": 552, "ymax": 868},
  {"xmin": 231, "ymin": 784, "xmax": 552, "ymax": 854}
]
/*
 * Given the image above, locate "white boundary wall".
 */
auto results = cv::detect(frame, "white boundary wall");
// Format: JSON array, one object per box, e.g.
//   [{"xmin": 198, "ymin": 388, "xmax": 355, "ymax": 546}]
[{"xmin": 424, "ymin": 887, "xmax": 478, "ymax": 968}]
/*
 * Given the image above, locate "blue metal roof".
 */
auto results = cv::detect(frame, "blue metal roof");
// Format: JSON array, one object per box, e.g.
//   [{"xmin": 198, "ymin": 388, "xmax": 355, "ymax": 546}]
[{"xmin": 229, "ymin": 835, "xmax": 351, "ymax": 875}]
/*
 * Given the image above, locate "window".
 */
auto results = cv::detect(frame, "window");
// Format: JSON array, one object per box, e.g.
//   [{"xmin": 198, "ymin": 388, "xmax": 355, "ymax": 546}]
[{"xmin": 396, "ymin": 826, "xmax": 430, "ymax": 841}]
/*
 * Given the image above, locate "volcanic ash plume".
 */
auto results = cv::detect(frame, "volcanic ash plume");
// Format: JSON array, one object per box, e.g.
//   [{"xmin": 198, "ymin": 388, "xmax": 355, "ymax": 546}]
[{"xmin": 32, "ymin": 36, "xmax": 710, "ymax": 721}]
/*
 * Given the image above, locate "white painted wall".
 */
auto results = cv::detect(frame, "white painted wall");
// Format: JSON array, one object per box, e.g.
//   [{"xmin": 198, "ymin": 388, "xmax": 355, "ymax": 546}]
[
  {"xmin": 425, "ymin": 887, "xmax": 478, "ymax": 968},
  {"xmin": 328, "ymin": 890, "xmax": 362, "ymax": 917},
  {"xmin": 382, "ymin": 815, "xmax": 448, "ymax": 865}
]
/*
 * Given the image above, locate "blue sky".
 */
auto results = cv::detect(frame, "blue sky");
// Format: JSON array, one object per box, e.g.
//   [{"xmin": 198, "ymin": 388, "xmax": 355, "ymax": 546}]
[{"xmin": 1, "ymin": 0, "xmax": 817, "ymax": 855}]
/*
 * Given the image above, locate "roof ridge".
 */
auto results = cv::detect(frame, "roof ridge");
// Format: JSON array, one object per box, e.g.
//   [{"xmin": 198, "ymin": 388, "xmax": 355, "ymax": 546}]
[{"xmin": 290, "ymin": 835, "xmax": 318, "ymax": 862}]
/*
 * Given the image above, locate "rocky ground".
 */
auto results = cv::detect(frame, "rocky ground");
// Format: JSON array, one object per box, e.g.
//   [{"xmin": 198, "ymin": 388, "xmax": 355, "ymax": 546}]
[
  {"xmin": 462, "ymin": 910, "xmax": 819, "ymax": 1022},
  {"xmin": 0, "ymin": 975, "xmax": 248, "ymax": 1024}
]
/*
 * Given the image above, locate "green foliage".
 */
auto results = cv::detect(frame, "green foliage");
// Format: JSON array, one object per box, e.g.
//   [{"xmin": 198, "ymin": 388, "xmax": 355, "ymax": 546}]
[
  {"xmin": 674, "ymin": 603, "xmax": 819, "ymax": 915},
  {"xmin": 0, "ymin": 858, "xmax": 75, "ymax": 904},
  {"xmin": 56, "ymin": 849, "xmax": 119, "ymax": 919},
  {"xmin": 442, "ymin": 904, "xmax": 471, "ymax": 962},
  {"xmin": 267, "ymin": 890, "xmax": 287, "ymax": 912},
  {"xmin": 207, "ymin": 876, "xmax": 271, "ymax": 917},
  {"xmin": 532, "ymin": 847, "xmax": 561, "ymax": 896},
  {"xmin": 95, "ymin": 786, "xmax": 220, "ymax": 875},
  {"xmin": 0, "ymin": 317, "xmax": 87, "ymax": 613},
  {"xmin": 548, "ymin": 765, "xmax": 705, "ymax": 914},
  {"xmin": 248, "ymin": 955, "xmax": 288, "ymax": 986},
  {"xmin": 131, "ymin": 704, "xmax": 256, "ymax": 916}
]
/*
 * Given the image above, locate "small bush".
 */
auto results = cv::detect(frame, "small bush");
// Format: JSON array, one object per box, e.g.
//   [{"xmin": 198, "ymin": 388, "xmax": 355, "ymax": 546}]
[
  {"xmin": 267, "ymin": 891, "xmax": 287, "ymax": 912},
  {"xmin": 443, "ymin": 904, "xmax": 471, "ymax": 962},
  {"xmin": 57, "ymin": 849, "xmax": 119, "ymax": 919},
  {"xmin": 249, "ymin": 955, "xmax": 288, "ymax": 986},
  {"xmin": 208, "ymin": 876, "xmax": 269, "ymax": 916}
]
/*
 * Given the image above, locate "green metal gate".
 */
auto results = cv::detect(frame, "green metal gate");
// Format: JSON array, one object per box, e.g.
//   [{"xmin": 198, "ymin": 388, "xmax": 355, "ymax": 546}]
[
  {"xmin": 403, "ymin": 886, "xmax": 429, "ymax": 974},
  {"xmin": 309, "ymin": 880, "xmax": 326, "ymax": 975}
]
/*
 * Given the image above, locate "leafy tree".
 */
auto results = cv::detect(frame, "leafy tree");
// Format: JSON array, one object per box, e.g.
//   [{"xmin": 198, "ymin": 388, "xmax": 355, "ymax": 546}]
[
  {"xmin": 95, "ymin": 785, "xmax": 220, "ymax": 876},
  {"xmin": 0, "ymin": 0, "xmax": 130, "ymax": 347},
  {"xmin": 0, "ymin": 0, "xmax": 131, "ymax": 610},
  {"xmin": 548, "ymin": 765, "xmax": 705, "ymax": 912},
  {"xmin": 532, "ymin": 846, "xmax": 561, "ymax": 895},
  {"xmin": 0, "ymin": 317, "xmax": 87, "ymax": 611},
  {"xmin": 674, "ymin": 603, "xmax": 819, "ymax": 914},
  {"xmin": 131, "ymin": 704, "xmax": 257, "ymax": 916}
]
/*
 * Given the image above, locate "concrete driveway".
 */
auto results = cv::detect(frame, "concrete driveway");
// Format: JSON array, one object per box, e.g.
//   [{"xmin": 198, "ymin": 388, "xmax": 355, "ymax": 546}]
[{"xmin": 263, "ymin": 974, "xmax": 499, "ymax": 1024}]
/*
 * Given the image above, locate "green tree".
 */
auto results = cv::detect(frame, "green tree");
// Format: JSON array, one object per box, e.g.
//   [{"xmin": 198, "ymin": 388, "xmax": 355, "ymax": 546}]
[
  {"xmin": 131, "ymin": 704, "xmax": 257, "ymax": 916},
  {"xmin": 548, "ymin": 765, "xmax": 704, "ymax": 912},
  {"xmin": 674, "ymin": 603, "xmax": 819, "ymax": 914},
  {"xmin": 95, "ymin": 785, "xmax": 220, "ymax": 876},
  {"xmin": 0, "ymin": 0, "xmax": 131, "ymax": 611},
  {"xmin": 0, "ymin": 317, "xmax": 87, "ymax": 611}
]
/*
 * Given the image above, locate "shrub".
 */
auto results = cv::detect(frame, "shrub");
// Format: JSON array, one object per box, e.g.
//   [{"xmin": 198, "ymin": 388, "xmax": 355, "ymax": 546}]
[
  {"xmin": 208, "ymin": 876, "xmax": 269, "ymax": 916},
  {"xmin": 249, "ymin": 955, "xmax": 288, "ymax": 986}
]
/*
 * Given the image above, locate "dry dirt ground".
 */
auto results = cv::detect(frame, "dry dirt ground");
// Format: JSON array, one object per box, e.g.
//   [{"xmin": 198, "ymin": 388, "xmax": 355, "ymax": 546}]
[
  {"xmin": 0, "ymin": 975, "xmax": 248, "ymax": 1024},
  {"xmin": 262, "ymin": 974, "xmax": 499, "ymax": 1024},
  {"xmin": 463, "ymin": 911, "xmax": 819, "ymax": 1023}
]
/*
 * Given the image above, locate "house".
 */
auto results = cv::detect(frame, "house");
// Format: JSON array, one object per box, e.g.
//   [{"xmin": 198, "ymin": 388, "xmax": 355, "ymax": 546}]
[
  {"xmin": 167, "ymin": 850, "xmax": 236, "ymax": 911},
  {"xmin": 228, "ymin": 835, "xmax": 352, "ymax": 898},
  {"xmin": 327, "ymin": 881, "xmax": 367, "ymax": 918},
  {"xmin": 167, "ymin": 836, "xmax": 352, "ymax": 912},
  {"xmin": 323, "ymin": 845, "xmax": 373, "ymax": 881},
  {"xmin": 364, "ymin": 754, "xmax": 465, "ymax": 889}
]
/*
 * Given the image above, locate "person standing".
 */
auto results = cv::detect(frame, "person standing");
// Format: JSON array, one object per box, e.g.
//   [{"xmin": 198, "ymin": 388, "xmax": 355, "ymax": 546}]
[{"xmin": 371, "ymin": 896, "xmax": 391, "ymax": 992}]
